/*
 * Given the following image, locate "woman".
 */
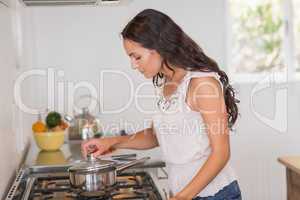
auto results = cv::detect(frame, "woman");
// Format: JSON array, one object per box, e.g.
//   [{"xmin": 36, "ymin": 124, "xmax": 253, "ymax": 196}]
[{"xmin": 82, "ymin": 9, "xmax": 242, "ymax": 200}]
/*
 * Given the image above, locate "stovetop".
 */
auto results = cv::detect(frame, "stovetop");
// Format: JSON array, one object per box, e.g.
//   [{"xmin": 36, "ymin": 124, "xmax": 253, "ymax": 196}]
[{"xmin": 5, "ymin": 167, "xmax": 163, "ymax": 200}]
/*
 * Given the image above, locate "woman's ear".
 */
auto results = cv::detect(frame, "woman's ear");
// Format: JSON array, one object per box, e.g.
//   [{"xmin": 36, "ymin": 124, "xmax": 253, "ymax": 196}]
[
  {"xmin": 149, "ymin": 49, "xmax": 159, "ymax": 55},
  {"xmin": 149, "ymin": 49, "xmax": 155, "ymax": 54}
]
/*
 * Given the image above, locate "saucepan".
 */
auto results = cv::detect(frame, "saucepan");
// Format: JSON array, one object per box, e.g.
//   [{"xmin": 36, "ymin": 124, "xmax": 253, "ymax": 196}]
[{"xmin": 68, "ymin": 153, "xmax": 150, "ymax": 192}]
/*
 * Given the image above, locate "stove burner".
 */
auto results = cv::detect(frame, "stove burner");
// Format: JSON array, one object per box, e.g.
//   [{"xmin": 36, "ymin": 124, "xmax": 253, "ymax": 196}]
[
  {"xmin": 78, "ymin": 190, "xmax": 111, "ymax": 199},
  {"xmin": 10, "ymin": 172, "xmax": 162, "ymax": 200},
  {"xmin": 76, "ymin": 185, "xmax": 116, "ymax": 199}
]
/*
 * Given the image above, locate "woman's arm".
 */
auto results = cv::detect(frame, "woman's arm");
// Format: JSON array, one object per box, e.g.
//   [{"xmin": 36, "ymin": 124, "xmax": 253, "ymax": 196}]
[
  {"xmin": 82, "ymin": 125, "xmax": 159, "ymax": 157},
  {"xmin": 113, "ymin": 126, "xmax": 159, "ymax": 149},
  {"xmin": 175, "ymin": 77, "xmax": 231, "ymax": 200}
]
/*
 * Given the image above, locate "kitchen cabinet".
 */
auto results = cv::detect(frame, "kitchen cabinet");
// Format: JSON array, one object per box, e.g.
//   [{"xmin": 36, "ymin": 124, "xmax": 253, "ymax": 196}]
[{"xmin": 278, "ymin": 156, "xmax": 300, "ymax": 200}]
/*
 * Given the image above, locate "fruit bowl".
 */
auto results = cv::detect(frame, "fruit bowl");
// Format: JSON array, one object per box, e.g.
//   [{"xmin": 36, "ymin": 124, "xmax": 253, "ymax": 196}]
[{"xmin": 33, "ymin": 131, "xmax": 65, "ymax": 151}]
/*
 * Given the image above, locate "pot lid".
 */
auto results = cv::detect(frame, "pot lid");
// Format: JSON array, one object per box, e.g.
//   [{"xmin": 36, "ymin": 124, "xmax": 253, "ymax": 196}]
[{"xmin": 68, "ymin": 154, "xmax": 116, "ymax": 173}]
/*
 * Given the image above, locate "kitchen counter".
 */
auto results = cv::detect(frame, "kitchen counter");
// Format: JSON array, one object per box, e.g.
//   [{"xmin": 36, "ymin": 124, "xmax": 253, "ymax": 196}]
[
  {"xmin": 278, "ymin": 156, "xmax": 300, "ymax": 175},
  {"xmin": 278, "ymin": 156, "xmax": 300, "ymax": 200},
  {"xmin": 24, "ymin": 140, "xmax": 166, "ymax": 169}
]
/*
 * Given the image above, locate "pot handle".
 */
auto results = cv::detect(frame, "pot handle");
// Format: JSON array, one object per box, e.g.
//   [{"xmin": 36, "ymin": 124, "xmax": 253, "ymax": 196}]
[{"xmin": 116, "ymin": 157, "xmax": 150, "ymax": 173}]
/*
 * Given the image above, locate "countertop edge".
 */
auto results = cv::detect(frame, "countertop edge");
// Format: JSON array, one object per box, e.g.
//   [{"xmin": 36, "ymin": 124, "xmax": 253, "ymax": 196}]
[{"xmin": 278, "ymin": 156, "xmax": 300, "ymax": 175}]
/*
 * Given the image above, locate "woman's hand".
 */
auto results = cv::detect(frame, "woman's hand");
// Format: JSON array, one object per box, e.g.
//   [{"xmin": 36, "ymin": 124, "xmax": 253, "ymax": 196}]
[{"xmin": 81, "ymin": 137, "xmax": 117, "ymax": 158}]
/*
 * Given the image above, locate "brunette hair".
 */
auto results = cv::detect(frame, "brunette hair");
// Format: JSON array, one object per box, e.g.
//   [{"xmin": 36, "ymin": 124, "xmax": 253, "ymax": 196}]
[{"xmin": 121, "ymin": 9, "xmax": 239, "ymax": 129}]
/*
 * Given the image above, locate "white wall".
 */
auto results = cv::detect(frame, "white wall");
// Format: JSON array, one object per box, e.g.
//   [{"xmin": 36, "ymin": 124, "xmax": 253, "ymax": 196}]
[
  {"xmin": 19, "ymin": 0, "xmax": 227, "ymax": 133},
  {"xmin": 17, "ymin": 0, "xmax": 300, "ymax": 199},
  {"xmin": 230, "ymin": 80, "xmax": 300, "ymax": 199},
  {"xmin": 0, "ymin": 1, "xmax": 19, "ymax": 197},
  {"xmin": 0, "ymin": 0, "xmax": 36, "ymax": 197}
]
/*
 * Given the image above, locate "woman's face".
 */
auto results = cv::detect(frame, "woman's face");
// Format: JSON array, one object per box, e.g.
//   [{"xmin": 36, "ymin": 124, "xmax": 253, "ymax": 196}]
[{"xmin": 123, "ymin": 39, "xmax": 162, "ymax": 79}]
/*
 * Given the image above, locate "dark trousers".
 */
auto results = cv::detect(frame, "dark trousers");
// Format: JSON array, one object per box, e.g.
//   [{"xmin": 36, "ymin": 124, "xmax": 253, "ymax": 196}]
[{"xmin": 192, "ymin": 181, "xmax": 242, "ymax": 200}]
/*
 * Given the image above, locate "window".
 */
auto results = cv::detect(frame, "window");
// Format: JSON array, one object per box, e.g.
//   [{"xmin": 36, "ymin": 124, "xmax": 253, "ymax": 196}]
[{"xmin": 229, "ymin": 0, "xmax": 300, "ymax": 80}]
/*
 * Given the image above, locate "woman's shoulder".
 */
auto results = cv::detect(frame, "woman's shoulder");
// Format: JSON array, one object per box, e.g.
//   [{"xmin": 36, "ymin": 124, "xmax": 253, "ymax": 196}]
[
  {"xmin": 187, "ymin": 71, "xmax": 222, "ymax": 89},
  {"xmin": 186, "ymin": 72, "xmax": 224, "ymax": 111},
  {"xmin": 188, "ymin": 75, "xmax": 222, "ymax": 96}
]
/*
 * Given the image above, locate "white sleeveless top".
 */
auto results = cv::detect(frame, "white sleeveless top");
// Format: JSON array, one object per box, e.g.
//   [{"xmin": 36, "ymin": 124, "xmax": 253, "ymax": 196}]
[{"xmin": 152, "ymin": 71, "xmax": 237, "ymax": 198}]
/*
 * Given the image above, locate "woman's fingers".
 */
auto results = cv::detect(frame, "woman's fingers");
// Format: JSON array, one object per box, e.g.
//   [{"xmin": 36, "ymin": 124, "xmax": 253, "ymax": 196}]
[
  {"xmin": 90, "ymin": 142, "xmax": 104, "ymax": 157},
  {"xmin": 81, "ymin": 138, "xmax": 109, "ymax": 157},
  {"xmin": 87, "ymin": 144, "xmax": 98, "ymax": 153},
  {"xmin": 81, "ymin": 139, "xmax": 98, "ymax": 157},
  {"xmin": 91, "ymin": 149, "xmax": 104, "ymax": 157}
]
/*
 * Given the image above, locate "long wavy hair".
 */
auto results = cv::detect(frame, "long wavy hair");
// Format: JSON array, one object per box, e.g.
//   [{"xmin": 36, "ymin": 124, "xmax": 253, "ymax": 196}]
[{"xmin": 121, "ymin": 9, "xmax": 239, "ymax": 129}]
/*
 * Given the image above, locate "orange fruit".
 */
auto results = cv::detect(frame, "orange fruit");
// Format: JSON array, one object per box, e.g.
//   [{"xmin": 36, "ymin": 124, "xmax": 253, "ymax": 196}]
[
  {"xmin": 60, "ymin": 121, "xmax": 69, "ymax": 130},
  {"xmin": 32, "ymin": 121, "xmax": 47, "ymax": 133}
]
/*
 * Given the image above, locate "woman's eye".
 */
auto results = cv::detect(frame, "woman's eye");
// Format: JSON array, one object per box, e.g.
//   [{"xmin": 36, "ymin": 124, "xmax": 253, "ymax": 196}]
[{"xmin": 135, "ymin": 57, "xmax": 141, "ymax": 60}]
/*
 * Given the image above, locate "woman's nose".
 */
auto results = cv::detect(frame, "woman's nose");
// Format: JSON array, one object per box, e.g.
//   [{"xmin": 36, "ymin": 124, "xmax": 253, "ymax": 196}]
[{"xmin": 131, "ymin": 60, "xmax": 139, "ymax": 69}]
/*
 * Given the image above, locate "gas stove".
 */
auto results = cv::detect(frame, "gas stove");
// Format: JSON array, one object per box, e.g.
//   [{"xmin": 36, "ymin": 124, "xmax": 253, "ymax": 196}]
[{"xmin": 5, "ymin": 166, "xmax": 163, "ymax": 200}]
